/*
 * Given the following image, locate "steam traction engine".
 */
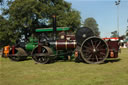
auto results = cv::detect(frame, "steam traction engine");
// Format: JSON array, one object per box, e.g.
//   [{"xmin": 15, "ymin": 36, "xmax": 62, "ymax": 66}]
[{"xmin": 8, "ymin": 16, "xmax": 120, "ymax": 64}]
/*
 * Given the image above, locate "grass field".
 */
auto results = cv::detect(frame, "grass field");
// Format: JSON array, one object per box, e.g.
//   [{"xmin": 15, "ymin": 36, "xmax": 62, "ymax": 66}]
[{"xmin": 0, "ymin": 48, "xmax": 128, "ymax": 85}]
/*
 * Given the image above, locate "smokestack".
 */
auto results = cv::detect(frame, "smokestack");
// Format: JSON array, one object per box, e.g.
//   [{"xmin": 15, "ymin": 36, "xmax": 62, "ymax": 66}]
[{"xmin": 53, "ymin": 15, "xmax": 56, "ymax": 40}]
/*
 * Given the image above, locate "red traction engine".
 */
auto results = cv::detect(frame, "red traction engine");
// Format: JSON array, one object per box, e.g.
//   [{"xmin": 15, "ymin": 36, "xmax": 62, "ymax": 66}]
[{"xmin": 7, "ymin": 16, "xmax": 120, "ymax": 64}]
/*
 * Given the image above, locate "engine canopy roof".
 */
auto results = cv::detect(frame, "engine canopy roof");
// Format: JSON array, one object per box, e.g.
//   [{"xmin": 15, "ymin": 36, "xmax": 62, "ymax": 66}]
[{"xmin": 35, "ymin": 27, "xmax": 70, "ymax": 32}]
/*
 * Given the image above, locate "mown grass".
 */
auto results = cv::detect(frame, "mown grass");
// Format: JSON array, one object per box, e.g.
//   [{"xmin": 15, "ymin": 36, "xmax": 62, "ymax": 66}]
[{"xmin": 0, "ymin": 48, "xmax": 128, "ymax": 85}]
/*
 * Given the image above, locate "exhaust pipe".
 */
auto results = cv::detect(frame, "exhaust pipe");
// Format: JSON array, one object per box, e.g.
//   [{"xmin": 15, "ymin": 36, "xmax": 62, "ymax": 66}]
[{"xmin": 53, "ymin": 15, "xmax": 56, "ymax": 40}]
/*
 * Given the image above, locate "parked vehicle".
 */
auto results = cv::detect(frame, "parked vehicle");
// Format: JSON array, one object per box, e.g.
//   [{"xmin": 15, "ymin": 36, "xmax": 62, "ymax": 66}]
[{"xmin": 8, "ymin": 16, "xmax": 120, "ymax": 64}]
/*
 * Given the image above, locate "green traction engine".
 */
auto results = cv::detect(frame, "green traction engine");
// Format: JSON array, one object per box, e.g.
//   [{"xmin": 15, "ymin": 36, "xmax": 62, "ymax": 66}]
[{"xmin": 8, "ymin": 16, "xmax": 118, "ymax": 64}]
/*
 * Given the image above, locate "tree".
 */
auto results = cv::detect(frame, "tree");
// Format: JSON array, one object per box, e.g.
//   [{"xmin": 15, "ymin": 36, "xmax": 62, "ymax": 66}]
[
  {"xmin": 0, "ymin": 15, "xmax": 19, "ymax": 48},
  {"xmin": 83, "ymin": 17, "xmax": 100, "ymax": 36},
  {"xmin": 126, "ymin": 27, "xmax": 128, "ymax": 36},
  {"xmin": 0, "ymin": 0, "xmax": 3, "ymax": 3},
  {"xmin": 0, "ymin": 0, "xmax": 3, "ymax": 5},
  {"xmin": 3, "ymin": 0, "xmax": 81, "ymax": 29},
  {"xmin": 0, "ymin": 0, "xmax": 81, "ymax": 46},
  {"xmin": 111, "ymin": 30, "xmax": 118, "ymax": 38}
]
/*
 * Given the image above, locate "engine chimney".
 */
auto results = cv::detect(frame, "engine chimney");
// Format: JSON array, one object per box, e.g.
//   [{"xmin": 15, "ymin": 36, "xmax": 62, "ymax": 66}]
[{"xmin": 53, "ymin": 15, "xmax": 56, "ymax": 40}]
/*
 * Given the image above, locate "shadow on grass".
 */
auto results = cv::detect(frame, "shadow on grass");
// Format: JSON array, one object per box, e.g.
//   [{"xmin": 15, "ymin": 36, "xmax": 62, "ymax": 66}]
[
  {"xmin": 104, "ymin": 58, "xmax": 121, "ymax": 64},
  {"xmin": 32, "ymin": 58, "xmax": 121, "ymax": 64},
  {"xmin": 12, "ymin": 57, "xmax": 32, "ymax": 62},
  {"xmin": 25, "ymin": 57, "xmax": 32, "ymax": 61},
  {"xmin": 49, "ymin": 59, "xmax": 78, "ymax": 64}
]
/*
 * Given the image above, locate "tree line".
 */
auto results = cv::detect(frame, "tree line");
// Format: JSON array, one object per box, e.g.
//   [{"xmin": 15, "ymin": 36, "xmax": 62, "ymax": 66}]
[{"xmin": 0, "ymin": 0, "xmax": 100, "ymax": 48}]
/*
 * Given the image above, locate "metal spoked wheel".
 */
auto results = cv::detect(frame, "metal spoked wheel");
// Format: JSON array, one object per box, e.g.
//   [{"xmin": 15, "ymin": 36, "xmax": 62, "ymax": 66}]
[
  {"xmin": 80, "ymin": 36, "xmax": 109, "ymax": 64},
  {"xmin": 32, "ymin": 47, "xmax": 51, "ymax": 64},
  {"xmin": 33, "ymin": 56, "xmax": 49, "ymax": 64}
]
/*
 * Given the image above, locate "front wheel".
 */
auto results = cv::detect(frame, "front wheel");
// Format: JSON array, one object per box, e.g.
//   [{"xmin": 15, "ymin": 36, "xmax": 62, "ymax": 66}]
[
  {"xmin": 32, "ymin": 46, "xmax": 53, "ymax": 64},
  {"xmin": 32, "ymin": 56, "xmax": 50, "ymax": 64}
]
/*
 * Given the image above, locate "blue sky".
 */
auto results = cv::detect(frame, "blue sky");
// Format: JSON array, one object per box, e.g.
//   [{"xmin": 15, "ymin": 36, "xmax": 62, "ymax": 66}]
[{"xmin": 65, "ymin": 0, "xmax": 128, "ymax": 37}]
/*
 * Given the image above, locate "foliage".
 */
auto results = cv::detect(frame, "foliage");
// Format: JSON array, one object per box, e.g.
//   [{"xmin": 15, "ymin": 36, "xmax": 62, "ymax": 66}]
[
  {"xmin": 0, "ymin": 0, "xmax": 81, "ymax": 47},
  {"xmin": 0, "ymin": 0, "xmax": 3, "ymax": 5},
  {"xmin": 111, "ymin": 30, "xmax": 118, "ymax": 38},
  {"xmin": 120, "ymin": 35, "xmax": 126, "ymax": 39},
  {"xmin": 0, "ymin": 15, "xmax": 19, "ymax": 48},
  {"xmin": 0, "ymin": 0, "xmax": 2, "ymax": 2},
  {"xmin": 126, "ymin": 28, "xmax": 128, "ymax": 36},
  {"xmin": 83, "ymin": 17, "xmax": 100, "ymax": 36}
]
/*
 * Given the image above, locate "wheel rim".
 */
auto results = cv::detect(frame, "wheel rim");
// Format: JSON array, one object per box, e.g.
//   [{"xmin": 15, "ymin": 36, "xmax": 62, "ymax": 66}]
[
  {"xmin": 33, "ymin": 56, "xmax": 49, "ymax": 64},
  {"xmin": 32, "ymin": 47, "xmax": 50, "ymax": 64},
  {"xmin": 80, "ymin": 37, "xmax": 109, "ymax": 64}
]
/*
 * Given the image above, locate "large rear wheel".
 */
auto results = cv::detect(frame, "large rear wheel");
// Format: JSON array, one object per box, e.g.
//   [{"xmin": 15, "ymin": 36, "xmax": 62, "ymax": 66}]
[{"xmin": 80, "ymin": 37, "xmax": 109, "ymax": 64}]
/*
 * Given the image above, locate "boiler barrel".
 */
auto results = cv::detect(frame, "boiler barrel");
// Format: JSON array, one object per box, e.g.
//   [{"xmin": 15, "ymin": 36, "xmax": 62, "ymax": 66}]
[{"xmin": 55, "ymin": 40, "xmax": 76, "ymax": 50}]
